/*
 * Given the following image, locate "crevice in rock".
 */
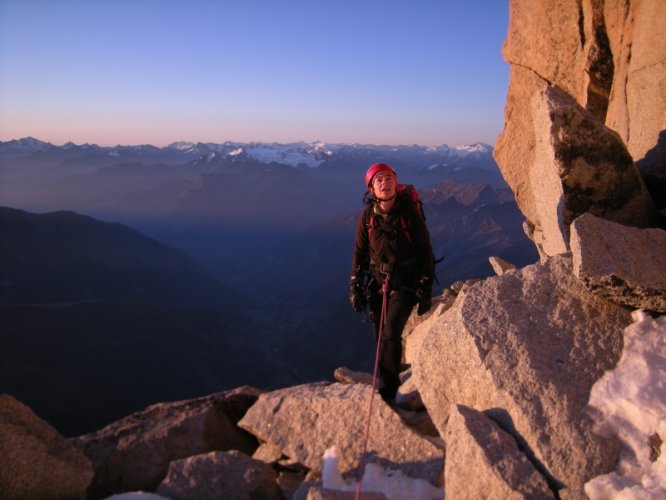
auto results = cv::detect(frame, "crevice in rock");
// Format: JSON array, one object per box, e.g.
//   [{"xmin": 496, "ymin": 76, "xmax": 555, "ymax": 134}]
[
  {"xmin": 507, "ymin": 61, "xmax": 554, "ymax": 87},
  {"xmin": 577, "ymin": 2, "xmax": 586, "ymax": 49},
  {"xmin": 584, "ymin": 18, "xmax": 614, "ymax": 122},
  {"xmin": 483, "ymin": 407, "xmax": 564, "ymax": 498}
]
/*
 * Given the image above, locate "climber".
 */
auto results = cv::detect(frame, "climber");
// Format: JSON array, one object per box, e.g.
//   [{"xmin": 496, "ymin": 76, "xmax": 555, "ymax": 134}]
[{"xmin": 349, "ymin": 163, "xmax": 435, "ymax": 403}]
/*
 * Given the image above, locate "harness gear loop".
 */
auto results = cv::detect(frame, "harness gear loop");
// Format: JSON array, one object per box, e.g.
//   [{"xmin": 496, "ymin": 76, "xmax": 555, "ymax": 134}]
[{"xmin": 354, "ymin": 275, "xmax": 390, "ymax": 500}]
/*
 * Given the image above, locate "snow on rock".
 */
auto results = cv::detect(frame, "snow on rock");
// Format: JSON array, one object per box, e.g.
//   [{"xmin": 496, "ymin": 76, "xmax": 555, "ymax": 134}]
[
  {"xmin": 245, "ymin": 143, "xmax": 325, "ymax": 168},
  {"xmin": 585, "ymin": 310, "xmax": 666, "ymax": 499},
  {"xmin": 319, "ymin": 446, "xmax": 443, "ymax": 500},
  {"xmin": 105, "ymin": 493, "xmax": 169, "ymax": 500}
]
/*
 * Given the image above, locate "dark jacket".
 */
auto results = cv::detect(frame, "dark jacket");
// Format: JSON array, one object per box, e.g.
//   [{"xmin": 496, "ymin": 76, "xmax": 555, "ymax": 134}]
[{"xmin": 351, "ymin": 192, "xmax": 434, "ymax": 290}]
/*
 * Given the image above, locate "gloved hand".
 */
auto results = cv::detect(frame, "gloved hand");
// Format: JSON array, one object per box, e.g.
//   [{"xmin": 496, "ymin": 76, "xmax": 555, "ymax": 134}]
[
  {"xmin": 349, "ymin": 275, "xmax": 366, "ymax": 313},
  {"xmin": 415, "ymin": 276, "xmax": 432, "ymax": 315}
]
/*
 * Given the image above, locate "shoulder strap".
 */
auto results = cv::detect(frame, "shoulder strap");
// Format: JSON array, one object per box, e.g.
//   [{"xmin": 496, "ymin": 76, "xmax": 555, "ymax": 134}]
[{"xmin": 364, "ymin": 206, "xmax": 375, "ymax": 239}]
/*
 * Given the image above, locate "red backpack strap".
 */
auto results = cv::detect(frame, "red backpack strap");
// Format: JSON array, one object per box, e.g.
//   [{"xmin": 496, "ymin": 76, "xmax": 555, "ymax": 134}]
[{"xmin": 364, "ymin": 206, "xmax": 375, "ymax": 240}]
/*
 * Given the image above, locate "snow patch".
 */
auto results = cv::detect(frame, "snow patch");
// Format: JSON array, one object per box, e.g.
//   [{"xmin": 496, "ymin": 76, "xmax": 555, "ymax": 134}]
[
  {"xmin": 585, "ymin": 310, "xmax": 666, "ymax": 499},
  {"xmin": 104, "ymin": 493, "xmax": 168, "ymax": 500},
  {"xmin": 244, "ymin": 144, "xmax": 325, "ymax": 168},
  {"xmin": 321, "ymin": 446, "xmax": 443, "ymax": 500}
]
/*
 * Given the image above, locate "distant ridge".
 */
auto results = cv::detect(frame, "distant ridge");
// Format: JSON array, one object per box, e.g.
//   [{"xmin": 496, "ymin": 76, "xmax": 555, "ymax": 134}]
[{"xmin": 0, "ymin": 207, "xmax": 231, "ymax": 307}]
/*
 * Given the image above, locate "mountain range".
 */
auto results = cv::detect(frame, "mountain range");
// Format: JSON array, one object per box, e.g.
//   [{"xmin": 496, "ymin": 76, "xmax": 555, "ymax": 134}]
[{"xmin": 0, "ymin": 136, "xmax": 497, "ymax": 169}]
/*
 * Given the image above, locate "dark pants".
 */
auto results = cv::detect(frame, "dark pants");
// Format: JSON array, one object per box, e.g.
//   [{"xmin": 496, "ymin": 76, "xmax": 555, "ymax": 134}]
[{"xmin": 369, "ymin": 288, "xmax": 416, "ymax": 401}]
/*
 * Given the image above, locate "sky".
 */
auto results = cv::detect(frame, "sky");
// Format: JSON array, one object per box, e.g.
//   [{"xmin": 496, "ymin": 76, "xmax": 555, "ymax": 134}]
[{"xmin": 0, "ymin": 0, "xmax": 510, "ymax": 148}]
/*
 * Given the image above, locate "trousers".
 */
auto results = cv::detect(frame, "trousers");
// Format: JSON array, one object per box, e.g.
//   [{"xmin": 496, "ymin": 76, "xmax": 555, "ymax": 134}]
[{"xmin": 368, "ymin": 288, "xmax": 416, "ymax": 400}]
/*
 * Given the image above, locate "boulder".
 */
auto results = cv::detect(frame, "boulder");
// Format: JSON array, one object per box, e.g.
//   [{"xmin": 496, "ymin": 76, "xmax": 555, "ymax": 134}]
[
  {"xmin": 531, "ymin": 85, "xmax": 657, "ymax": 253},
  {"xmin": 445, "ymin": 404, "xmax": 554, "ymax": 499},
  {"xmin": 570, "ymin": 212, "xmax": 666, "ymax": 312},
  {"xmin": 156, "ymin": 450, "xmax": 280, "ymax": 500},
  {"xmin": 237, "ymin": 382, "xmax": 443, "ymax": 485},
  {"xmin": 334, "ymin": 367, "xmax": 374, "ymax": 386},
  {"xmin": 75, "ymin": 386, "xmax": 261, "ymax": 498},
  {"xmin": 526, "ymin": 82, "xmax": 659, "ymax": 257},
  {"xmin": 489, "ymin": 255, "xmax": 517, "ymax": 275},
  {"xmin": 0, "ymin": 394, "xmax": 93, "ymax": 499},
  {"xmin": 412, "ymin": 254, "xmax": 631, "ymax": 493},
  {"xmin": 403, "ymin": 292, "xmax": 453, "ymax": 365}
]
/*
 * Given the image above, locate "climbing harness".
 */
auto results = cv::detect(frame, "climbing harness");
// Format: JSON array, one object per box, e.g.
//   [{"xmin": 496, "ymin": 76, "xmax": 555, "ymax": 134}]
[{"xmin": 354, "ymin": 275, "xmax": 390, "ymax": 500}]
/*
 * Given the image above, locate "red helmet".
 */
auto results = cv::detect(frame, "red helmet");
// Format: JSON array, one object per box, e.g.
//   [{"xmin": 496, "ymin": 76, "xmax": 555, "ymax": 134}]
[{"xmin": 365, "ymin": 163, "xmax": 396, "ymax": 188}]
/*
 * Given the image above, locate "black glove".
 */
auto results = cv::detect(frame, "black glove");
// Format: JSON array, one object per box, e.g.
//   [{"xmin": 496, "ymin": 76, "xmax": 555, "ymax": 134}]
[
  {"xmin": 415, "ymin": 276, "xmax": 432, "ymax": 316},
  {"xmin": 349, "ymin": 275, "xmax": 366, "ymax": 313}
]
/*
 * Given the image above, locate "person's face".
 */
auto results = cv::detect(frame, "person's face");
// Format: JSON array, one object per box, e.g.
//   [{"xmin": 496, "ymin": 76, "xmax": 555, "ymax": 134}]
[{"xmin": 371, "ymin": 172, "xmax": 397, "ymax": 200}]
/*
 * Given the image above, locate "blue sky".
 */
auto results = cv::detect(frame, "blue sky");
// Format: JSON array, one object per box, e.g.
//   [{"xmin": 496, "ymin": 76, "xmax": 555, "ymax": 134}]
[{"xmin": 0, "ymin": 0, "xmax": 509, "ymax": 147}]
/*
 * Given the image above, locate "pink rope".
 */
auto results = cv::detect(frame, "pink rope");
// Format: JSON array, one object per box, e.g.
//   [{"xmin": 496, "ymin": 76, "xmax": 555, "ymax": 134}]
[{"xmin": 355, "ymin": 276, "xmax": 390, "ymax": 500}]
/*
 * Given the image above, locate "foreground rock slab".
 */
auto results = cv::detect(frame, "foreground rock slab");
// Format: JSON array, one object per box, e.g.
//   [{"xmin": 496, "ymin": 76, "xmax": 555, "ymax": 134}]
[
  {"xmin": 75, "ymin": 386, "xmax": 261, "ymax": 498},
  {"xmin": 238, "ymin": 382, "xmax": 443, "ymax": 485},
  {"xmin": 445, "ymin": 404, "xmax": 554, "ymax": 499},
  {"xmin": 571, "ymin": 212, "xmax": 666, "ymax": 313},
  {"xmin": 157, "ymin": 450, "xmax": 280, "ymax": 500},
  {"xmin": 413, "ymin": 254, "xmax": 631, "ymax": 494},
  {"xmin": 0, "ymin": 394, "xmax": 93, "ymax": 499}
]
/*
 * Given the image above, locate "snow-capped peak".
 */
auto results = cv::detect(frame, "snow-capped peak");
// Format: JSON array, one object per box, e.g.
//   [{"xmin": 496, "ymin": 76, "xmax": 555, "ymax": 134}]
[{"xmin": 168, "ymin": 141, "xmax": 196, "ymax": 150}]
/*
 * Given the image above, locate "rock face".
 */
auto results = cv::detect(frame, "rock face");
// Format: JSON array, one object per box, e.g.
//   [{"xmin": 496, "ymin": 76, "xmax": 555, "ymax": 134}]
[
  {"xmin": 603, "ymin": 0, "xmax": 666, "ymax": 168},
  {"xmin": 238, "ymin": 382, "xmax": 443, "ymax": 485},
  {"xmin": 445, "ymin": 405, "xmax": 554, "ymax": 499},
  {"xmin": 571, "ymin": 212, "xmax": 666, "ymax": 312},
  {"xmin": 0, "ymin": 394, "xmax": 93, "ymax": 499},
  {"xmin": 157, "ymin": 450, "xmax": 281, "ymax": 500},
  {"xmin": 413, "ymin": 254, "xmax": 631, "ymax": 493},
  {"xmin": 75, "ymin": 387, "xmax": 260, "ymax": 498},
  {"xmin": 495, "ymin": 0, "xmax": 664, "ymax": 257}
]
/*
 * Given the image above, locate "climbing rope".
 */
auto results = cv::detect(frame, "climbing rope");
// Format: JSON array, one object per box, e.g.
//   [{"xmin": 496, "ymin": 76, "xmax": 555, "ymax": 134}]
[{"xmin": 355, "ymin": 275, "xmax": 390, "ymax": 500}]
